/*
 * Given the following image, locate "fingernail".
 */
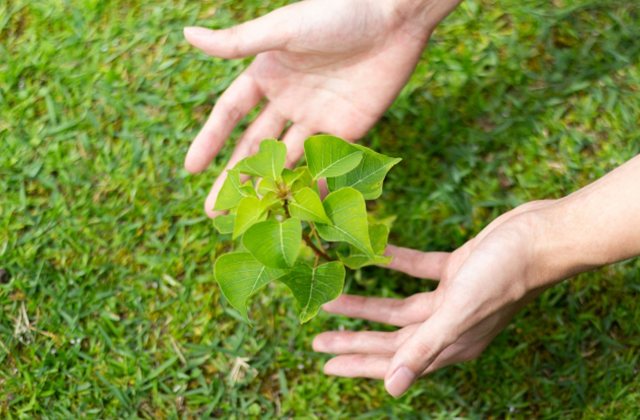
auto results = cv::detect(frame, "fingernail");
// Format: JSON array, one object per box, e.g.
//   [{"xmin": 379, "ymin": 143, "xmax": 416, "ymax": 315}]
[
  {"xmin": 385, "ymin": 366, "xmax": 415, "ymax": 398},
  {"xmin": 184, "ymin": 27, "xmax": 213, "ymax": 37}
]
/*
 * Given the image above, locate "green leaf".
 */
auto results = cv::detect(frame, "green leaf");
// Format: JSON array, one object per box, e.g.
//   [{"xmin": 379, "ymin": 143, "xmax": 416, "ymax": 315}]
[
  {"xmin": 213, "ymin": 213, "xmax": 235, "ymax": 234},
  {"xmin": 257, "ymin": 177, "xmax": 278, "ymax": 196},
  {"xmin": 316, "ymin": 187, "xmax": 374, "ymax": 257},
  {"xmin": 282, "ymin": 168, "xmax": 302, "ymax": 187},
  {"xmin": 278, "ymin": 262, "xmax": 345, "ymax": 323},
  {"xmin": 235, "ymin": 139, "xmax": 287, "ymax": 180},
  {"xmin": 327, "ymin": 144, "xmax": 401, "ymax": 199},
  {"xmin": 338, "ymin": 224, "xmax": 392, "ymax": 269},
  {"xmin": 214, "ymin": 252, "xmax": 288, "ymax": 322},
  {"xmin": 368, "ymin": 214, "xmax": 397, "ymax": 230},
  {"xmin": 233, "ymin": 196, "xmax": 267, "ymax": 239},
  {"xmin": 339, "ymin": 253, "xmax": 392, "ymax": 269},
  {"xmin": 370, "ymin": 223, "xmax": 390, "ymax": 255},
  {"xmin": 213, "ymin": 168, "xmax": 258, "ymax": 211},
  {"xmin": 243, "ymin": 218, "xmax": 302, "ymax": 269},
  {"xmin": 260, "ymin": 191, "xmax": 283, "ymax": 213},
  {"xmin": 291, "ymin": 167, "xmax": 313, "ymax": 193},
  {"xmin": 304, "ymin": 135, "xmax": 363, "ymax": 180},
  {"xmin": 289, "ymin": 187, "xmax": 332, "ymax": 225}
]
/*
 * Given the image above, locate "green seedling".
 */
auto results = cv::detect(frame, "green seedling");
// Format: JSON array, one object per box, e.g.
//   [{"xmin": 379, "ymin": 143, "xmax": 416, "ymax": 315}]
[{"xmin": 213, "ymin": 135, "xmax": 401, "ymax": 323}]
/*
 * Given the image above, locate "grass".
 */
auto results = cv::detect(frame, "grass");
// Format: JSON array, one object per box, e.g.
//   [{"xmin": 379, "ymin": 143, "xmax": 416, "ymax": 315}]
[{"xmin": 1, "ymin": 0, "xmax": 639, "ymax": 418}]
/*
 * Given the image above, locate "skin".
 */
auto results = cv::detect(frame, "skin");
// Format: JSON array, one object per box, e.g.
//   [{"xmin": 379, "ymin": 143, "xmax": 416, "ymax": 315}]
[
  {"xmin": 315, "ymin": 154, "xmax": 640, "ymax": 397},
  {"xmin": 183, "ymin": 0, "xmax": 461, "ymax": 218},
  {"xmin": 184, "ymin": 0, "xmax": 640, "ymax": 398}
]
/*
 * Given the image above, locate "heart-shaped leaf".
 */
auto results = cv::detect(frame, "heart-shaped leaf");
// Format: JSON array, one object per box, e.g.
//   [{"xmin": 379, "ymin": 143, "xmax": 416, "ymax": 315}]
[
  {"xmin": 339, "ymin": 254, "xmax": 392, "ymax": 270},
  {"xmin": 304, "ymin": 135, "xmax": 363, "ymax": 180},
  {"xmin": 243, "ymin": 218, "xmax": 302, "ymax": 269},
  {"xmin": 339, "ymin": 224, "xmax": 392, "ymax": 269},
  {"xmin": 214, "ymin": 252, "xmax": 288, "ymax": 322},
  {"xmin": 279, "ymin": 262, "xmax": 345, "ymax": 323},
  {"xmin": 257, "ymin": 177, "xmax": 278, "ymax": 196},
  {"xmin": 290, "ymin": 166, "xmax": 313, "ymax": 191},
  {"xmin": 233, "ymin": 196, "xmax": 267, "ymax": 239},
  {"xmin": 316, "ymin": 187, "xmax": 374, "ymax": 257},
  {"xmin": 281, "ymin": 168, "xmax": 302, "ymax": 187},
  {"xmin": 213, "ymin": 213, "xmax": 235, "ymax": 234},
  {"xmin": 235, "ymin": 139, "xmax": 287, "ymax": 180},
  {"xmin": 213, "ymin": 168, "xmax": 258, "ymax": 211},
  {"xmin": 260, "ymin": 191, "xmax": 283, "ymax": 213},
  {"xmin": 370, "ymin": 223, "xmax": 390, "ymax": 255},
  {"xmin": 327, "ymin": 144, "xmax": 401, "ymax": 199},
  {"xmin": 289, "ymin": 187, "xmax": 332, "ymax": 225}
]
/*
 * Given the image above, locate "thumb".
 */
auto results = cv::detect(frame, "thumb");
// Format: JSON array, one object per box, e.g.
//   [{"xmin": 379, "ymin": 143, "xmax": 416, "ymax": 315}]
[
  {"xmin": 184, "ymin": 8, "xmax": 294, "ymax": 59},
  {"xmin": 384, "ymin": 305, "xmax": 460, "ymax": 397}
]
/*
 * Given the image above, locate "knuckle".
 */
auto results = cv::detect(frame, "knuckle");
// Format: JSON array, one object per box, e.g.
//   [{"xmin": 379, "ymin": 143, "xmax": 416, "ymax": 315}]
[
  {"xmin": 333, "ymin": 332, "xmax": 351, "ymax": 349},
  {"xmin": 390, "ymin": 329, "xmax": 403, "ymax": 347},
  {"xmin": 218, "ymin": 100, "xmax": 243, "ymax": 124},
  {"xmin": 405, "ymin": 293, "xmax": 432, "ymax": 318},
  {"xmin": 393, "ymin": 327, "xmax": 415, "ymax": 348},
  {"xmin": 224, "ymin": 26, "xmax": 242, "ymax": 57},
  {"xmin": 412, "ymin": 339, "xmax": 436, "ymax": 360}
]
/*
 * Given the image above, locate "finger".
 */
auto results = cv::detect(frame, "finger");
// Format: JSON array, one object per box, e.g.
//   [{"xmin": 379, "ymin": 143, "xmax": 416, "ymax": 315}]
[
  {"xmin": 281, "ymin": 124, "xmax": 316, "ymax": 169},
  {"xmin": 324, "ymin": 354, "xmax": 391, "ymax": 379},
  {"xmin": 313, "ymin": 324, "xmax": 419, "ymax": 355},
  {"xmin": 322, "ymin": 293, "xmax": 438, "ymax": 327},
  {"xmin": 185, "ymin": 72, "xmax": 263, "ymax": 174},
  {"xmin": 204, "ymin": 103, "xmax": 287, "ymax": 218},
  {"xmin": 323, "ymin": 343, "xmax": 477, "ymax": 380},
  {"xmin": 322, "ymin": 342, "xmax": 476, "ymax": 380},
  {"xmin": 384, "ymin": 306, "xmax": 460, "ymax": 398},
  {"xmin": 422, "ymin": 341, "xmax": 486, "ymax": 375},
  {"xmin": 183, "ymin": 7, "xmax": 295, "ymax": 59},
  {"xmin": 317, "ymin": 179, "xmax": 329, "ymax": 199},
  {"xmin": 383, "ymin": 245, "xmax": 449, "ymax": 280}
]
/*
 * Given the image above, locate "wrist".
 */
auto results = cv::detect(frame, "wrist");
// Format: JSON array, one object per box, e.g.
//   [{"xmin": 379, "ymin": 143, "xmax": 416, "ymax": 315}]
[
  {"xmin": 533, "ymin": 160, "xmax": 640, "ymax": 283},
  {"xmin": 526, "ymin": 203, "xmax": 586, "ymax": 287}
]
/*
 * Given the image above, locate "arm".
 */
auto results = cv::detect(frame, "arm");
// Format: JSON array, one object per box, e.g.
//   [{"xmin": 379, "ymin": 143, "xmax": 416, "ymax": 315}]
[
  {"xmin": 540, "ymin": 154, "xmax": 640, "ymax": 279},
  {"xmin": 183, "ymin": 0, "xmax": 463, "ymax": 218},
  {"xmin": 314, "ymin": 153, "xmax": 640, "ymax": 397}
]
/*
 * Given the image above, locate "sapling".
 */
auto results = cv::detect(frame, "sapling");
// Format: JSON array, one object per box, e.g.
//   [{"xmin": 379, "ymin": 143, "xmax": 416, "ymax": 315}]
[{"xmin": 213, "ymin": 135, "xmax": 401, "ymax": 323}]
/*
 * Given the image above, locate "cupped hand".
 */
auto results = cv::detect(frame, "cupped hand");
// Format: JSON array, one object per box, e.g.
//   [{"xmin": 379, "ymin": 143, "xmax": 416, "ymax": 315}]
[
  {"xmin": 183, "ymin": 0, "xmax": 442, "ymax": 217},
  {"xmin": 313, "ymin": 200, "xmax": 560, "ymax": 397}
]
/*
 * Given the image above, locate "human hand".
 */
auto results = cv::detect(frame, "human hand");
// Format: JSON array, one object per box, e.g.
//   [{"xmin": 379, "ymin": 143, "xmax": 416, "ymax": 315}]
[
  {"xmin": 313, "ymin": 153, "xmax": 640, "ymax": 398},
  {"xmin": 183, "ymin": 0, "xmax": 462, "ymax": 217},
  {"xmin": 313, "ymin": 200, "xmax": 560, "ymax": 397}
]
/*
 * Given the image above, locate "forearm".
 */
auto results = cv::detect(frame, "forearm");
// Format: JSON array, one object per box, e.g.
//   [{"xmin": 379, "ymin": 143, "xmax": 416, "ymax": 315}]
[{"xmin": 538, "ymin": 154, "xmax": 640, "ymax": 281}]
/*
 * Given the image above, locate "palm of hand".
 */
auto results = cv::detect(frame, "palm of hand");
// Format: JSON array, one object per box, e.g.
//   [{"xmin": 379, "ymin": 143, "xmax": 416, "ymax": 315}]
[
  {"xmin": 183, "ymin": 0, "xmax": 430, "ymax": 217},
  {"xmin": 248, "ymin": 0, "xmax": 429, "ymax": 142}
]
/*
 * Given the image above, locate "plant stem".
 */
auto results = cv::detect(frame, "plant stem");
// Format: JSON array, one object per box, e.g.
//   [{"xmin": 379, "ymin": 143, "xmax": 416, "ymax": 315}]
[
  {"xmin": 309, "ymin": 222, "xmax": 323, "ymax": 250},
  {"xmin": 283, "ymin": 200, "xmax": 292, "ymax": 218},
  {"xmin": 302, "ymin": 232, "xmax": 333, "ymax": 262},
  {"xmin": 284, "ymin": 198, "xmax": 333, "ymax": 262}
]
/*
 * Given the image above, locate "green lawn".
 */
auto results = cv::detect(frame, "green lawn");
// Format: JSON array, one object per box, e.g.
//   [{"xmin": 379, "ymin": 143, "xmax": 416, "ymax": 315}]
[{"xmin": 1, "ymin": 0, "xmax": 640, "ymax": 418}]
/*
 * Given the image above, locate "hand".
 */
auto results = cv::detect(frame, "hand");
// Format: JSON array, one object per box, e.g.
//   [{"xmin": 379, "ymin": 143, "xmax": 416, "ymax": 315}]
[
  {"xmin": 313, "ymin": 200, "xmax": 560, "ymax": 397},
  {"xmin": 183, "ymin": 0, "xmax": 461, "ymax": 217}
]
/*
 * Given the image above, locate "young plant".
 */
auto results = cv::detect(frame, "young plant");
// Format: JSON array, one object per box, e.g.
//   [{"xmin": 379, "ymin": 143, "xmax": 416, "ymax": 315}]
[{"xmin": 213, "ymin": 135, "xmax": 401, "ymax": 323}]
